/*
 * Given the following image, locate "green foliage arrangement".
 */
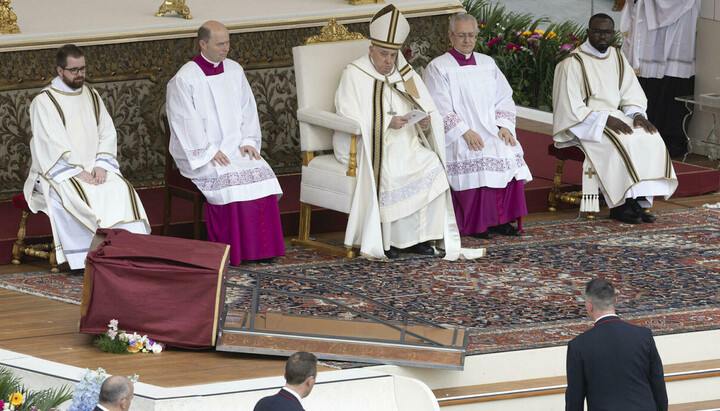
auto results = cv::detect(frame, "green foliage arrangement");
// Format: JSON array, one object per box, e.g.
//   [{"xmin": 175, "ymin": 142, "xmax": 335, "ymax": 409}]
[
  {"xmin": 0, "ymin": 367, "xmax": 73, "ymax": 411},
  {"xmin": 463, "ymin": 0, "xmax": 590, "ymax": 111}
]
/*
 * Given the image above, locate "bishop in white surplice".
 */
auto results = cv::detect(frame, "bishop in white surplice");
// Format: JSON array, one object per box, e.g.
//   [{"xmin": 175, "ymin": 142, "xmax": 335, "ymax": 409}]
[
  {"xmin": 24, "ymin": 45, "xmax": 150, "ymax": 269},
  {"xmin": 423, "ymin": 13, "xmax": 532, "ymax": 238},
  {"xmin": 552, "ymin": 14, "xmax": 677, "ymax": 224},
  {"xmin": 333, "ymin": 5, "xmax": 484, "ymax": 260},
  {"xmin": 166, "ymin": 21, "xmax": 284, "ymax": 265}
]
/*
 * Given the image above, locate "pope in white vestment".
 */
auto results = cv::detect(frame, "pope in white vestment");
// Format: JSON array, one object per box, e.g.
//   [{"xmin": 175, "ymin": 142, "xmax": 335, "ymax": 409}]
[
  {"xmin": 333, "ymin": 5, "xmax": 484, "ymax": 260},
  {"xmin": 166, "ymin": 21, "xmax": 285, "ymax": 265},
  {"xmin": 423, "ymin": 13, "xmax": 532, "ymax": 238},
  {"xmin": 24, "ymin": 45, "xmax": 150, "ymax": 269},
  {"xmin": 552, "ymin": 15, "xmax": 678, "ymax": 224}
]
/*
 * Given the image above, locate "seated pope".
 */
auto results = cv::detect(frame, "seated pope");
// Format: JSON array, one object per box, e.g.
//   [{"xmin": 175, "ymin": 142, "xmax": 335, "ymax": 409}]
[
  {"xmin": 332, "ymin": 5, "xmax": 483, "ymax": 260},
  {"xmin": 24, "ymin": 44, "xmax": 151, "ymax": 270},
  {"xmin": 552, "ymin": 13, "xmax": 678, "ymax": 223}
]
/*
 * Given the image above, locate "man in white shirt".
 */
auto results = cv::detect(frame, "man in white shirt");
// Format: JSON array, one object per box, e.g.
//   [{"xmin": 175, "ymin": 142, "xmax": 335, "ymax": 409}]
[
  {"xmin": 552, "ymin": 14, "xmax": 677, "ymax": 224},
  {"xmin": 254, "ymin": 352, "xmax": 317, "ymax": 411}
]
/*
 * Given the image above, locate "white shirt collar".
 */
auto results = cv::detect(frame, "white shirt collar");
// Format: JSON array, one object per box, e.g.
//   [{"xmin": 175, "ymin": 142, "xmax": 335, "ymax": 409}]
[
  {"xmin": 96, "ymin": 404, "xmax": 112, "ymax": 411},
  {"xmin": 580, "ymin": 40, "xmax": 610, "ymax": 58},
  {"xmin": 201, "ymin": 52, "xmax": 221, "ymax": 68},
  {"xmin": 51, "ymin": 76, "xmax": 81, "ymax": 93},
  {"xmin": 594, "ymin": 313, "xmax": 618, "ymax": 324},
  {"xmin": 284, "ymin": 386, "xmax": 304, "ymax": 406}
]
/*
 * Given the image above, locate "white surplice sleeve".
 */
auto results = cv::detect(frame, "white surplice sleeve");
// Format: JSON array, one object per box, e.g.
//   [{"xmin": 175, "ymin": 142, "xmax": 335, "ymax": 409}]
[
  {"xmin": 237, "ymin": 69, "xmax": 263, "ymax": 152},
  {"xmin": 422, "ymin": 62, "xmax": 469, "ymax": 147},
  {"xmin": 166, "ymin": 74, "xmax": 218, "ymax": 171}
]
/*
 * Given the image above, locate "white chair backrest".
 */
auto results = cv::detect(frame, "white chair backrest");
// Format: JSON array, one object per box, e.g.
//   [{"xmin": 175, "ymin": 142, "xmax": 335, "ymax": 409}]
[{"xmin": 293, "ymin": 39, "xmax": 370, "ymax": 150}]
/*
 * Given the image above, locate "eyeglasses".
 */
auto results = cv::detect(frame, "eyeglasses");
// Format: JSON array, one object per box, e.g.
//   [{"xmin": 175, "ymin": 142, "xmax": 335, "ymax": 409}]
[
  {"xmin": 452, "ymin": 33, "xmax": 478, "ymax": 39},
  {"xmin": 62, "ymin": 66, "xmax": 88, "ymax": 74},
  {"xmin": 589, "ymin": 28, "xmax": 615, "ymax": 37}
]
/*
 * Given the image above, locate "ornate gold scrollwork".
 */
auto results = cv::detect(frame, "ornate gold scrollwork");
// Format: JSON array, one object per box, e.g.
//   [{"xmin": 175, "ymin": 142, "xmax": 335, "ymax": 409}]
[
  {"xmin": 0, "ymin": 0, "xmax": 20, "ymax": 34},
  {"xmin": 304, "ymin": 18, "xmax": 365, "ymax": 45},
  {"xmin": 155, "ymin": 0, "xmax": 192, "ymax": 19}
]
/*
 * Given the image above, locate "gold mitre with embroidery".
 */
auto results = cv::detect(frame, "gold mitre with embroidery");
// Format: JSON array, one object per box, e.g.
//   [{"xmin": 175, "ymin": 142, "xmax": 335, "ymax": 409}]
[{"xmin": 369, "ymin": 4, "xmax": 410, "ymax": 50}]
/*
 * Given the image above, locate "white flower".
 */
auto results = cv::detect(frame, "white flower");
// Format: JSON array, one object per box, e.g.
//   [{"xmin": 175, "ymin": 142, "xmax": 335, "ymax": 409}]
[
  {"xmin": 108, "ymin": 329, "xmax": 117, "ymax": 340},
  {"xmin": 108, "ymin": 319, "xmax": 119, "ymax": 329},
  {"xmin": 152, "ymin": 344, "xmax": 163, "ymax": 354}
]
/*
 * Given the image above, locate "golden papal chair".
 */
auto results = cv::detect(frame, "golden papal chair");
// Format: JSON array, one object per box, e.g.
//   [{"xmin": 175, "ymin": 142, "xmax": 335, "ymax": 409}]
[{"xmin": 290, "ymin": 20, "xmax": 369, "ymax": 258}]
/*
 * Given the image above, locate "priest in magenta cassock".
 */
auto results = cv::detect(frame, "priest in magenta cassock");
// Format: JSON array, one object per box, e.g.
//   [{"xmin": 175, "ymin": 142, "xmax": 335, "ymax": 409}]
[
  {"xmin": 332, "ymin": 5, "xmax": 484, "ymax": 260},
  {"xmin": 423, "ymin": 13, "xmax": 532, "ymax": 239},
  {"xmin": 24, "ymin": 44, "xmax": 151, "ymax": 269},
  {"xmin": 552, "ymin": 14, "xmax": 678, "ymax": 224},
  {"xmin": 166, "ymin": 20, "xmax": 284, "ymax": 265}
]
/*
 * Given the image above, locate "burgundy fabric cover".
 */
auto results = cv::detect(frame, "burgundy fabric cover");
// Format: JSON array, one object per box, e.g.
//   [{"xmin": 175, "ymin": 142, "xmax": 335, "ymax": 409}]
[
  {"xmin": 12, "ymin": 194, "xmax": 29, "ymax": 210},
  {"xmin": 547, "ymin": 144, "xmax": 585, "ymax": 162},
  {"xmin": 80, "ymin": 229, "xmax": 229, "ymax": 349}
]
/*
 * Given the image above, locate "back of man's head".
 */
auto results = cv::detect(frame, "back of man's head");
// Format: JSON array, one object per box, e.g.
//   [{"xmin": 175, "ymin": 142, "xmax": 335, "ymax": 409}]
[
  {"xmin": 98, "ymin": 375, "xmax": 133, "ymax": 411},
  {"xmin": 585, "ymin": 278, "xmax": 616, "ymax": 312},
  {"xmin": 284, "ymin": 351, "xmax": 318, "ymax": 386},
  {"xmin": 56, "ymin": 44, "xmax": 84, "ymax": 68}
]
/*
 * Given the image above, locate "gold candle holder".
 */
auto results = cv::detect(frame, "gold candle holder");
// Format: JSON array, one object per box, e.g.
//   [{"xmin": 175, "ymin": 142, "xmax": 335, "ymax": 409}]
[
  {"xmin": 155, "ymin": 0, "xmax": 192, "ymax": 19},
  {"xmin": 0, "ymin": 0, "xmax": 20, "ymax": 34}
]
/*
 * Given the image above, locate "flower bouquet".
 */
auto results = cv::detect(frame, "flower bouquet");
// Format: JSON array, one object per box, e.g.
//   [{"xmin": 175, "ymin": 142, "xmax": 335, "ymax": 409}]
[{"xmin": 93, "ymin": 320, "xmax": 165, "ymax": 354}]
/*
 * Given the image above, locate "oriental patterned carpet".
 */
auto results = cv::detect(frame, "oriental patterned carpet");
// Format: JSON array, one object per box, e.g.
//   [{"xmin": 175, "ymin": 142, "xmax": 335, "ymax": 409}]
[{"xmin": 2, "ymin": 207, "xmax": 719, "ymax": 356}]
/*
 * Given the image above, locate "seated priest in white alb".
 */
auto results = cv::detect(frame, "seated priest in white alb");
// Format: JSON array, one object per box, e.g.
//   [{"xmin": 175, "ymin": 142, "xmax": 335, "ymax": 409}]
[
  {"xmin": 166, "ymin": 21, "xmax": 285, "ymax": 265},
  {"xmin": 333, "ymin": 5, "xmax": 484, "ymax": 260},
  {"xmin": 552, "ymin": 14, "xmax": 678, "ymax": 224},
  {"xmin": 24, "ymin": 44, "xmax": 151, "ymax": 270},
  {"xmin": 423, "ymin": 12, "xmax": 532, "ymax": 239}
]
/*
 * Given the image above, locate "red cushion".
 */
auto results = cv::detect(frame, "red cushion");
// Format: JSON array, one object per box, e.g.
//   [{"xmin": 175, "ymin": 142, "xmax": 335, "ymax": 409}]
[
  {"xmin": 547, "ymin": 144, "xmax": 585, "ymax": 161},
  {"xmin": 12, "ymin": 193, "xmax": 29, "ymax": 210}
]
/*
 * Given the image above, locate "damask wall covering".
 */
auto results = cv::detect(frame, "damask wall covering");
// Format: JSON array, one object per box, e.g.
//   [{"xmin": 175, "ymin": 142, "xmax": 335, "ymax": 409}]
[{"xmin": 0, "ymin": 16, "xmax": 450, "ymax": 200}]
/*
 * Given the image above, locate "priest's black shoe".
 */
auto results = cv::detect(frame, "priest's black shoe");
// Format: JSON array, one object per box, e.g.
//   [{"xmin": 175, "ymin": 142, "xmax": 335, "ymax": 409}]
[
  {"xmin": 627, "ymin": 198, "xmax": 657, "ymax": 223},
  {"xmin": 404, "ymin": 242, "xmax": 435, "ymax": 255},
  {"xmin": 470, "ymin": 231, "xmax": 492, "ymax": 239},
  {"xmin": 251, "ymin": 257, "xmax": 278, "ymax": 264},
  {"xmin": 385, "ymin": 247, "xmax": 400, "ymax": 259},
  {"xmin": 609, "ymin": 203, "xmax": 642, "ymax": 224},
  {"xmin": 488, "ymin": 223, "xmax": 522, "ymax": 236}
]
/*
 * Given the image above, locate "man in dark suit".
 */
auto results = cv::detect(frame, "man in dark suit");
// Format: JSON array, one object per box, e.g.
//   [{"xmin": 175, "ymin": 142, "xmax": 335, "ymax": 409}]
[
  {"xmin": 566, "ymin": 278, "xmax": 668, "ymax": 411},
  {"xmin": 94, "ymin": 375, "xmax": 134, "ymax": 411},
  {"xmin": 254, "ymin": 351, "xmax": 318, "ymax": 411}
]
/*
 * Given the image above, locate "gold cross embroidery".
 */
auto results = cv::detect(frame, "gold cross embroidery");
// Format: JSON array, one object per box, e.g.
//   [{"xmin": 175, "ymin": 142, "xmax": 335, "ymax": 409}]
[{"xmin": 584, "ymin": 168, "xmax": 597, "ymax": 179}]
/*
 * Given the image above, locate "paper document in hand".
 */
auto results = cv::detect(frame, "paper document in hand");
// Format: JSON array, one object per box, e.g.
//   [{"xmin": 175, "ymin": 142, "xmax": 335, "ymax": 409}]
[{"xmin": 404, "ymin": 110, "xmax": 428, "ymax": 126}]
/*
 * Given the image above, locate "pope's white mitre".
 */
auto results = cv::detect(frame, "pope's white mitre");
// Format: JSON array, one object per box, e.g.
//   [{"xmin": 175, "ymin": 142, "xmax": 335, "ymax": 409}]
[{"xmin": 369, "ymin": 4, "xmax": 410, "ymax": 50}]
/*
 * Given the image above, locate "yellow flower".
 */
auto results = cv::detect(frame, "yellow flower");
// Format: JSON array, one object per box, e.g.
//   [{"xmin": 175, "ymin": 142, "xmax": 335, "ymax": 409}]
[
  {"xmin": 534, "ymin": 29, "xmax": 545, "ymax": 35},
  {"xmin": 10, "ymin": 392, "xmax": 23, "ymax": 406},
  {"xmin": 546, "ymin": 31, "xmax": 557, "ymax": 39},
  {"xmin": 521, "ymin": 30, "xmax": 532, "ymax": 36}
]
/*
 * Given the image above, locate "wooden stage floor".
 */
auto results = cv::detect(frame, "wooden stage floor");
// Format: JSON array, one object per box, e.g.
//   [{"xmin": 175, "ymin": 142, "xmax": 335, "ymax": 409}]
[{"xmin": 1, "ymin": 187, "xmax": 719, "ymax": 388}]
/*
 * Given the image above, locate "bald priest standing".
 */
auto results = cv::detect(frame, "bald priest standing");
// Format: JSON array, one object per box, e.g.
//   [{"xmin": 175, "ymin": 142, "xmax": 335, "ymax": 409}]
[{"xmin": 166, "ymin": 21, "xmax": 285, "ymax": 265}]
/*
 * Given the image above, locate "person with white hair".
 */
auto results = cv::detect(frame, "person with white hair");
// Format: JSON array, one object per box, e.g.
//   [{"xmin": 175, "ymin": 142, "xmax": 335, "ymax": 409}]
[{"xmin": 424, "ymin": 13, "xmax": 532, "ymax": 239}]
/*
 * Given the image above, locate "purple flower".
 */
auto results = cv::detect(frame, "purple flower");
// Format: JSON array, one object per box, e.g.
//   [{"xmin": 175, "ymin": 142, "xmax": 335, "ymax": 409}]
[
  {"xmin": 487, "ymin": 37, "xmax": 501, "ymax": 46},
  {"xmin": 559, "ymin": 43, "xmax": 574, "ymax": 51}
]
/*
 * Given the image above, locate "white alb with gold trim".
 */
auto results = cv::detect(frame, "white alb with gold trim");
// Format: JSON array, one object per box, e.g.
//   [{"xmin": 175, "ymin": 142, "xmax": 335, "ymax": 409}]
[
  {"xmin": 23, "ymin": 77, "xmax": 150, "ymax": 269},
  {"xmin": 552, "ymin": 42, "xmax": 677, "ymax": 210}
]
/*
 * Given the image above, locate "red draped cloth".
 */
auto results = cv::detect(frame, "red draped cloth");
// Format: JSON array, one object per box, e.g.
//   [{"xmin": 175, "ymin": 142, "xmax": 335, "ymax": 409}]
[{"xmin": 80, "ymin": 229, "xmax": 229, "ymax": 349}]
